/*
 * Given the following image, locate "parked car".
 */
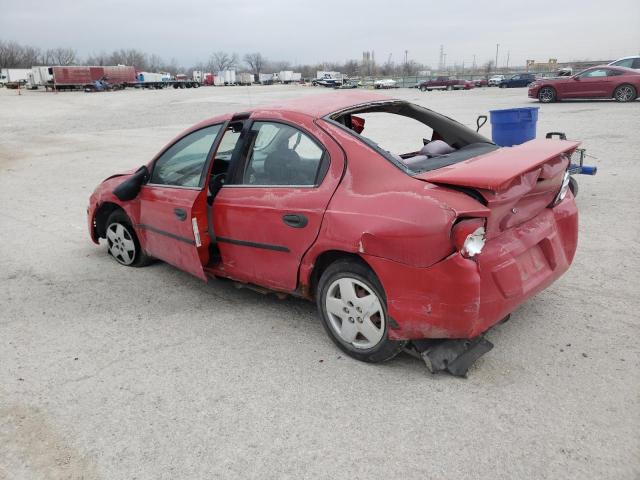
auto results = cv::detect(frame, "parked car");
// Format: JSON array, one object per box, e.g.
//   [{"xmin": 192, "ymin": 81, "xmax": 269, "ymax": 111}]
[
  {"xmin": 608, "ymin": 56, "xmax": 640, "ymax": 70},
  {"xmin": 374, "ymin": 78, "xmax": 396, "ymax": 89},
  {"xmin": 528, "ymin": 65, "xmax": 640, "ymax": 103},
  {"xmin": 473, "ymin": 78, "xmax": 488, "ymax": 87},
  {"xmin": 488, "ymin": 75, "xmax": 505, "ymax": 86},
  {"xmin": 88, "ymin": 91, "xmax": 580, "ymax": 373},
  {"xmin": 418, "ymin": 76, "xmax": 473, "ymax": 91},
  {"xmin": 499, "ymin": 73, "xmax": 538, "ymax": 88}
]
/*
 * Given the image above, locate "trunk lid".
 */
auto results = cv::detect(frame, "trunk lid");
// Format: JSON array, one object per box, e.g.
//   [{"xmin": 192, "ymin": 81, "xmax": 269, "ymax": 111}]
[{"xmin": 416, "ymin": 139, "xmax": 580, "ymax": 237}]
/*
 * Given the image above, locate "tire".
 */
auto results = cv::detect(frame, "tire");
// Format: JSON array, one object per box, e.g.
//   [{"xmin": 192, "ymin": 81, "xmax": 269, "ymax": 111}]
[
  {"xmin": 105, "ymin": 211, "xmax": 153, "ymax": 267},
  {"xmin": 538, "ymin": 86, "xmax": 557, "ymax": 103},
  {"xmin": 613, "ymin": 84, "xmax": 636, "ymax": 102},
  {"xmin": 316, "ymin": 259, "xmax": 406, "ymax": 363},
  {"xmin": 446, "ymin": 85, "xmax": 453, "ymax": 91},
  {"xmin": 569, "ymin": 176, "xmax": 578, "ymax": 197},
  {"xmin": 500, "ymin": 83, "xmax": 506, "ymax": 88},
  {"xmin": 420, "ymin": 86, "xmax": 427, "ymax": 92}
]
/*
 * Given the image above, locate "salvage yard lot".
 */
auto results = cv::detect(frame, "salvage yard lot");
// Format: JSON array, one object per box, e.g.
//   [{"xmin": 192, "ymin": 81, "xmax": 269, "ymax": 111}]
[{"xmin": 1, "ymin": 85, "xmax": 638, "ymax": 479}]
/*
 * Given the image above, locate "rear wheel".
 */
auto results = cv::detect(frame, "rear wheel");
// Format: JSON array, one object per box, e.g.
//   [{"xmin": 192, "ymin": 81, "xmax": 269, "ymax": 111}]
[
  {"xmin": 538, "ymin": 86, "xmax": 556, "ymax": 103},
  {"xmin": 316, "ymin": 259, "xmax": 406, "ymax": 363},
  {"xmin": 105, "ymin": 211, "xmax": 152, "ymax": 267},
  {"xmin": 613, "ymin": 84, "xmax": 636, "ymax": 102},
  {"xmin": 420, "ymin": 85, "xmax": 427, "ymax": 92}
]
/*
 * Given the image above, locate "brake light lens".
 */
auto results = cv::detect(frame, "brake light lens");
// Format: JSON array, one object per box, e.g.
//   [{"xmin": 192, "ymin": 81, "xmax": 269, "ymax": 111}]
[
  {"xmin": 452, "ymin": 218, "xmax": 486, "ymax": 258},
  {"xmin": 551, "ymin": 171, "xmax": 571, "ymax": 207}
]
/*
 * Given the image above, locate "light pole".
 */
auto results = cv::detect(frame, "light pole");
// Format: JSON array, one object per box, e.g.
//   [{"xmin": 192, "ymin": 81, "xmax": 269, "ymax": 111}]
[{"xmin": 495, "ymin": 43, "xmax": 500, "ymax": 72}]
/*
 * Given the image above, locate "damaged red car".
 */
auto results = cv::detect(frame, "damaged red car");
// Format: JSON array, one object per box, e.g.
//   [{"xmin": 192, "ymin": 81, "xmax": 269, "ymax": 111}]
[{"xmin": 88, "ymin": 92, "xmax": 579, "ymax": 375}]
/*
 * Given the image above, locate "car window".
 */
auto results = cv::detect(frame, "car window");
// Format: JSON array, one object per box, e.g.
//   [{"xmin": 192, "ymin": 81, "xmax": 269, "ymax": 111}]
[
  {"xmin": 150, "ymin": 125, "xmax": 221, "ymax": 187},
  {"xmin": 634, "ymin": 59, "xmax": 640, "ymax": 69},
  {"xmin": 241, "ymin": 122, "xmax": 325, "ymax": 186},
  {"xmin": 613, "ymin": 58, "xmax": 634, "ymax": 68},
  {"xmin": 580, "ymin": 69, "xmax": 609, "ymax": 78},
  {"xmin": 355, "ymin": 112, "xmax": 434, "ymax": 156},
  {"xmin": 512, "ymin": 75, "xmax": 520, "ymax": 80}
]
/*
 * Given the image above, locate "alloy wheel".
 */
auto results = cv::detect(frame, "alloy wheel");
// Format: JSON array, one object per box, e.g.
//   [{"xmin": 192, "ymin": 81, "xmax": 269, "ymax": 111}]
[
  {"xmin": 539, "ymin": 87, "xmax": 555, "ymax": 103},
  {"xmin": 106, "ymin": 222, "xmax": 136, "ymax": 265},
  {"xmin": 324, "ymin": 277, "xmax": 385, "ymax": 349},
  {"xmin": 615, "ymin": 85, "xmax": 635, "ymax": 102}
]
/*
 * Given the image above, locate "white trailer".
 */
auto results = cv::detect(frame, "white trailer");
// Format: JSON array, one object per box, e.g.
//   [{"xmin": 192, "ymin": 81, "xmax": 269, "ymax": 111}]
[
  {"xmin": 258, "ymin": 73, "xmax": 274, "ymax": 84},
  {"xmin": 279, "ymin": 71, "xmax": 293, "ymax": 83},
  {"xmin": 238, "ymin": 73, "xmax": 254, "ymax": 85},
  {"xmin": 0, "ymin": 68, "xmax": 31, "ymax": 86},
  {"xmin": 216, "ymin": 70, "xmax": 236, "ymax": 85},
  {"xmin": 27, "ymin": 66, "xmax": 53, "ymax": 88},
  {"xmin": 291, "ymin": 72, "xmax": 302, "ymax": 82},
  {"xmin": 138, "ymin": 72, "xmax": 164, "ymax": 83}
]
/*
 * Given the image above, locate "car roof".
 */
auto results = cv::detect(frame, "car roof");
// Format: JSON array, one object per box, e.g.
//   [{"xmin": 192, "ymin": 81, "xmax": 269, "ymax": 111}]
[
  {"xmin": 609, "ymin": 55, "xmax": 640, "ymax": 63},
  {"xmin": 583, "ymin": 65, "xmax": 640, "ymax": 74},
  {"xmin": 249, "ymin": 91, "xmax": 394, "ymax": 119}
]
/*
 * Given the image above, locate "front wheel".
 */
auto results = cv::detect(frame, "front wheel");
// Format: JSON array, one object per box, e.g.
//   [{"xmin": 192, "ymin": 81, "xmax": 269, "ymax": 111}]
[
  {"xmin": 614, "ymin": 84, "xmax": 636, "ymax": 102},
  {"xmin": 316, "ymin": 259, "xmax": 406, "ymax": 363},
  {"xmin": 538, "ymin": 86, "xmax": 556, "ymax": 103},
  {"xmin": 105, "ymin": 211, "xmax": 153, "ymax": 267},
  {"xmin": 420, "ymin": 86, "xmax": 427, "ymax": 92}
]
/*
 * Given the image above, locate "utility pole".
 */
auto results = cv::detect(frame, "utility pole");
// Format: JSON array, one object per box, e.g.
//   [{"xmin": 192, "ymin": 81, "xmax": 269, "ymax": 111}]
[
  {"xmin": 404, "ymin": 49, "xmax": 408, "ymax": 74},
  {"xmin": 506, "ymin": 51, "xmax": 510, "ymax": 70},
  {"xmin": 439, "ymin": 44, "xmax": 444, "ymax": 71},
  {"xmin": 473, "ymin": 54, "xmax": 476, "ymax": 71},
  {"xmin": 495, "ymin": 44, "xmax": 500, "ymax": 72},
  {"xmin": 443, "ymin": 53, "xmax": 447, "ymax": 70}
]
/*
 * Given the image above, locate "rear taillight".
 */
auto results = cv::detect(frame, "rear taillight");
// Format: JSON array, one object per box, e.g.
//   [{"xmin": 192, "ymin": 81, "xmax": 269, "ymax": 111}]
[
  {"xmin": 550, "ymin": 171, "xmax": 571, "ymax": 207},
  {"xmin": 452, "ymin": 218, "xmax": 486, "ymax": 258}
]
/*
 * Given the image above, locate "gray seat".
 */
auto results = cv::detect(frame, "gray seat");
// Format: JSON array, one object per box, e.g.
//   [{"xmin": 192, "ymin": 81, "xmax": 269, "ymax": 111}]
[{"xmin": 263, "ymin": 144, "xmax": 303, "ymax": 185}]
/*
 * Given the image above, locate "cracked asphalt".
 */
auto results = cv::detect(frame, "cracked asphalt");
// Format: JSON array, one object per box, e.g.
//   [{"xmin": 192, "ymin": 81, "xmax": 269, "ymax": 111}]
[{"xmin": 1, "ymin": 85, "xmax": 638, "ymax": 479}]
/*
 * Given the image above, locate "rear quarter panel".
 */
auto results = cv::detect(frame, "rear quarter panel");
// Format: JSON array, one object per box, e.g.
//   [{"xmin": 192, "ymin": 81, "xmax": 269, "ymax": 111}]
[{"xmin": 300, "ymin": 120, "xmax": 490, "ymax": 287}]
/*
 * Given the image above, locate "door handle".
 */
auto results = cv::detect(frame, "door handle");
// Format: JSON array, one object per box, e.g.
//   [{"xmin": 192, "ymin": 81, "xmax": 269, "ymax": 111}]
[
  {"xmin": 174, "ymin": 208, "xmax": 187, "ymax": 221},
  {"xmin": 282, "ymin": 214, "xmax": 308, "ymax": 228}
]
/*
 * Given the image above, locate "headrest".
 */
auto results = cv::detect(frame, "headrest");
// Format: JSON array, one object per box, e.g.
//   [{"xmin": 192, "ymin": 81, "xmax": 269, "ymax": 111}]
[{"xmin": 420, "ymin": 140, "xmax": 455, "ymax": 157}]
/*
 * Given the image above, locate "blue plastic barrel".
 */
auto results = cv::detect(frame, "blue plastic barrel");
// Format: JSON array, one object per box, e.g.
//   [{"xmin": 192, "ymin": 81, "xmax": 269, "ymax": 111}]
[{"xmin": 489, "ymin": 107, "xmax": 539, "ymax": 147}]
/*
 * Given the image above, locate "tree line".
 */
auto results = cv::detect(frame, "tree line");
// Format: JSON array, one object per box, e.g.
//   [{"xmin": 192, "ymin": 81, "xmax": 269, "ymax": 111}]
[{"xmin": 3, "ymin": 38, "xmax": 505, "ymax": 77}]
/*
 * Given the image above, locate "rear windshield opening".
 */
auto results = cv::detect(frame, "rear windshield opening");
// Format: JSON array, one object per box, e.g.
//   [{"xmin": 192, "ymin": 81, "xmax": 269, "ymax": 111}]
[{"xmin": 329, "ymin": 101, "xmax": 498, "ymax": 174}]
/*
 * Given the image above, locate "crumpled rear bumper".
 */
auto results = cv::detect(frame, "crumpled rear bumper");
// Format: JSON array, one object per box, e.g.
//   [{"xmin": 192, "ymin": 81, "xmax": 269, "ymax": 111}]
[{"xmin": 365, "ymin": 195, "xmax": 578, "ymax": 340}]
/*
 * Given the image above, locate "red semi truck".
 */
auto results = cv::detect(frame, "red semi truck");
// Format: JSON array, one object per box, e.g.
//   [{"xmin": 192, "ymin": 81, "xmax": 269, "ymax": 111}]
[{"xmin": 49, "ymin": 66, "xmax": 137, "ymax": 90}]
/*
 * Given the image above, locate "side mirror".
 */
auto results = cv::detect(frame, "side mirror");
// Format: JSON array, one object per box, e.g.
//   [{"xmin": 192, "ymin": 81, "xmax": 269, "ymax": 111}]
[
  {"xmin": 113, "ymin": 165, "xmax": 149, "ymax": 201},
  {"xmin": 573, "ymin": 76, "xmax": 580, "ymax": 81}
]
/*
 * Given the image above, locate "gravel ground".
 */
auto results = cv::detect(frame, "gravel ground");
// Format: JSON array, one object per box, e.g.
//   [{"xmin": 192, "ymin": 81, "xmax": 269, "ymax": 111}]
[{"xmin": 0, "ymin": 85, "xmax": 638, "ymax": 480}]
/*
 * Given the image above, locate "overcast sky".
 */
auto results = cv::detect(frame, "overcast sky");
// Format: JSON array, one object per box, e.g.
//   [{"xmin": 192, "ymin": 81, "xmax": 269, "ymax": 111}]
[{"xmin": 1, "ymin": 0, "xmax": 638, "ymax": 68}]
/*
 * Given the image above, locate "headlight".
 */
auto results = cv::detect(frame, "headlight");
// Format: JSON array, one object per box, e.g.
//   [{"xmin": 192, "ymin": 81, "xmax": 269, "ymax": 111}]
[
  {"xmin": 452, "ymin": 218, "xmax": 486, "ymax": 258},
  {"xmin": 551, "ymin": 171, "xmax": 571, "ymax": 206}
]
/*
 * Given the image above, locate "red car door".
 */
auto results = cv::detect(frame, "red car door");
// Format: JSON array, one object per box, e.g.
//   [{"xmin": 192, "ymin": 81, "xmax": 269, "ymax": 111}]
[
  {"xmin": 566, "ymin": 68, "xmax": 612, "ymax": 98},
  {"xmin": 210, "ymin": 118, "xmax": 345, "ymax": 291},
  {"xmin": 137, "ymin": 124, "xmax": 225, "ymax": 281}
]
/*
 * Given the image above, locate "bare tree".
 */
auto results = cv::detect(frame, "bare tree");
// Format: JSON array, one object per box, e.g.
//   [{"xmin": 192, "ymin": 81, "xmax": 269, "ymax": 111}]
[
  {"xmin": 85, "ymin": 51, "xmax": 110, "ymax": 66},
  {"xmin": 484, "ymin": 60, "xmax": 495, "ymax": 75},
  {"xmin": 148, "ymin": 53, "xmax": 163, "ymax": 72},
  {"xmin": 46, "ymin": 47, "xmax": 77, "ymax": 65},
  {"xmin": 243, "ymin": 52, "xmax": 265, "ymax": 76},
  {"xmin": 0, "ymin": 40, "xmax": 25, "ymax": 68},
  {"xmin": 109, "ymin": 49, "xmax": 148, "ymax": 69},
  {"xmin": 210, "ymin": 51, "xmax": 238, "ymax": 71}
]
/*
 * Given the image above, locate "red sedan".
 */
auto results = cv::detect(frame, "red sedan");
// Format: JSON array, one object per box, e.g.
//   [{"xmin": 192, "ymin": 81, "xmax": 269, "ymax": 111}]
[
  {"xmin": 88, "ymin": 92, "xmax": 579, "ymax": 373},
  {"xmin": 528, "ymin": 66, "xmax": 640, "ymax": 103}
]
